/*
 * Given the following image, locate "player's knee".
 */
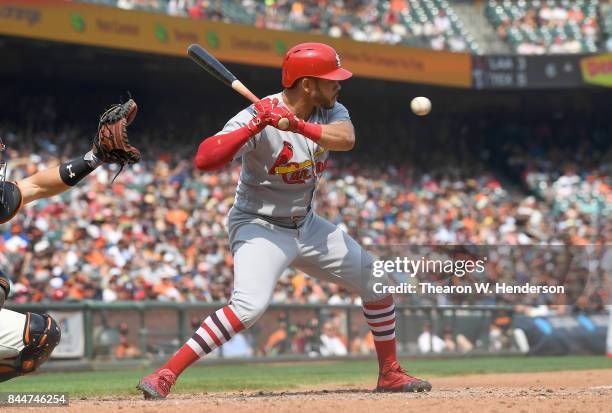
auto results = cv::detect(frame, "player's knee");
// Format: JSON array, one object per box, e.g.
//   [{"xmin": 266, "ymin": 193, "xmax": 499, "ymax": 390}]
[
  {"xmin": 230, "ymin": 298, "xmax": 269, "ymax": 329},
  {"xmin": 362, "ymin": 294, "xmax": 394, "ymax": 307},
  {"xmin": 20, "ymin": 312, "xmax": 61, "ymax": 373},
  {"xmin": 0, "ymin": 312, "xmax": 61, "ymax": 383}
]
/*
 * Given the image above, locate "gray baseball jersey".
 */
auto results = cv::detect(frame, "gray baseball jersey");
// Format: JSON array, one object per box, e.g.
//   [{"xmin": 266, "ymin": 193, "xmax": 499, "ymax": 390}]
[
  {"xmin": 217, "ymin": 92, "xmax": 350, "ymax": 217},
  {"xmin": 211, "ymin": 93, "xmax": 387, "ymax": 329}
]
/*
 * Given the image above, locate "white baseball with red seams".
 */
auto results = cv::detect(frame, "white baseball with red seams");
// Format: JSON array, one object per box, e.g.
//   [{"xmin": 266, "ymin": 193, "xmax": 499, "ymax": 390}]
[{"xmin": 410, "ymin": 96, "xmax": 431, "ymax": 116}]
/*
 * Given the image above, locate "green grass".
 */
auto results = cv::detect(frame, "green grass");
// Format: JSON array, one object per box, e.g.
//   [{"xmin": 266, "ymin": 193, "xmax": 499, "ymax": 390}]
[{"xmin": 1, "ymin": 356, "xmax": 611, "ymax": 397}]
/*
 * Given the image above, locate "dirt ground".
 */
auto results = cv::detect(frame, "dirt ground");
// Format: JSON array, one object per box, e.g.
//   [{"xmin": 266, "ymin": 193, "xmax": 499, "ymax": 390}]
[{"xmin": 4, "ymin": 369, "xmax": 612, "ymax": 413}]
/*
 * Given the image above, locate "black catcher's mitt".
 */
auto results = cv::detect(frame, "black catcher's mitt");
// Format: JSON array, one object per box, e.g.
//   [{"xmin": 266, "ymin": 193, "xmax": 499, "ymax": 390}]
[{"xmin": 93, "ymin": 99, "xmax": 141, "ymax": 166}]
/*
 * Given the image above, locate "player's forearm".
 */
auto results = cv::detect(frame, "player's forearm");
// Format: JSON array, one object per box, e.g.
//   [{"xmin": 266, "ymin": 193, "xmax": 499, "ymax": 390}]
[
  {"xmin": 17, "ymin": 166, "xmax": 71, "ymax": 205},
  {"xmin": 292, "ymin": 119, "xmax": 355, "ymax": 151},
  {"xmin": 17, "ymin": 151, "xmax": 102, "ymax": 205},
  {"xmin": 194, "ymin": 125, "xmax": 254, "ymax": 171},
  {"xmin": 315, "ymin": 122, "xmax": 355, "ymax": 151}
]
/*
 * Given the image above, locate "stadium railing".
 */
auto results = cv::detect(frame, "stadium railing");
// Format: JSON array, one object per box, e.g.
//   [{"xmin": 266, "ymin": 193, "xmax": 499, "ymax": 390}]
[{"xmin": 8, "ymin": 302, "xmax": 520, "ymax": 364}]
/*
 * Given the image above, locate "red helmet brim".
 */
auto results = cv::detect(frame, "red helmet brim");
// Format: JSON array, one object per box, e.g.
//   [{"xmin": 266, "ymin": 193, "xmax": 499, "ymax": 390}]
[{"xmin": 318, "ymin": 67, "xmax": 353, "ymax": 81}]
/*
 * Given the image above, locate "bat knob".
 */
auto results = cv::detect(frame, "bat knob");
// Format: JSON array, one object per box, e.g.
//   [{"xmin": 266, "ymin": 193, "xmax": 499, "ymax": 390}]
[{"xmin": 278, "ymin": 118, "xmax": 290, "ymax": 131}]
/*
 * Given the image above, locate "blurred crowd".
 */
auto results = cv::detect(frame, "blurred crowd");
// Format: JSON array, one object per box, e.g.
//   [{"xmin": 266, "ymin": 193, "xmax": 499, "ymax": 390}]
[
  {"xmin": 111, "ymin": 310, "xmax": 532, "ymax": 359},
  {"xmin": 0, "ymin": 105, "xmax": 609, "ymax": 310},
  {"xmin": 82, "ymin": 0, "xmax": 475, "ymax": 52},
  {"xmin": 486, "ymin": 0, "xmax": 602, "ymax": 54},
  {"xmin": 78, "ymin": 0, "xmax": 612, "ymax": 54},
  {"xmin": 74, "ymin": 0, "xmax": 612, "ymax": 54},
  {"xmin": 604, "ymin": 0, "xmax": 612, "ymax": 50}
]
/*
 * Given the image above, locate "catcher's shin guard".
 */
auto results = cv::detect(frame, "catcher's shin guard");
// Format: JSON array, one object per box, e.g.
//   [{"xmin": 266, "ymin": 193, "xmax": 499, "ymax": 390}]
[
  {"xmin": 0, "ymin": 313, "xmax": 61, "ymax": 382},
  {"xmin": 0, "ymin": 366, "xmax": 20, "ymax": 383}
]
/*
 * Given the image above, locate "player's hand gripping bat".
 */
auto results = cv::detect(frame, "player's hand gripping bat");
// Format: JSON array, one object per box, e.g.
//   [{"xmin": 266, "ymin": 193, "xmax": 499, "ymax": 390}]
[{"xmin": 187, "ymin": 44, "xmax": 290, "ymax": 131}]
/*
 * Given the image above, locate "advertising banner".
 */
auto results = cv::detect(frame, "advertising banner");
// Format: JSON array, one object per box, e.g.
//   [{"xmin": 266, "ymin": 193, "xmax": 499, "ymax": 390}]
[
  {"xmin": 514, "ymin": 314, "xmax": 608, "ymax": 355},
  {"xmin": 48, "ymin": 311, "xmax": 85, "ymax": 358},
  {"xmin": 0, "ymin": 0, "xmax": 472, "ymax": 87},
  {"xmin": 580, "ymin": 53, "xmax": 612, "ymax": 87}
]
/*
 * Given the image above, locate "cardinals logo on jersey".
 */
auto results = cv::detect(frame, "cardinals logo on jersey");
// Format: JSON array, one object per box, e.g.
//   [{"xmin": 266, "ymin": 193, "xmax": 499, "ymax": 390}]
[{"xmin": 269, "ymin": 141, "xmax": 327, "ymax": 184}]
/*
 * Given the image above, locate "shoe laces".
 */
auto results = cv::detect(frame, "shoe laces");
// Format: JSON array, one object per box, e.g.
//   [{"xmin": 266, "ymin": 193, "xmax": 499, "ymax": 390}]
[
  {"xmin": 384, "ymin": 361, "xmax": 405, "ymax": 374},
  {"xmin": 384, "ymin": 362, "xmax": 419, "ymax": 380},
  {"xmin": 157, "ymin": 369, "xmax": 176, "ymax": 393}
]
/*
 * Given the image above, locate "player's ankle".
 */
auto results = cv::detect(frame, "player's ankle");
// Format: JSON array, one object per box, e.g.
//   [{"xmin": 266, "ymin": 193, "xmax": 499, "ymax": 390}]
[{"xmin": 380, "ymin": 359, "xmax": 398, "ymax": 372}]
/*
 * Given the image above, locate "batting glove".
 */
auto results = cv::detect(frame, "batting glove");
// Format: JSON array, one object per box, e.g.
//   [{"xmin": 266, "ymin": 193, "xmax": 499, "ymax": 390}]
[
  {"xmin": 247, "ymin": 97, "xmax": 279, "ymax": 134},
  {"xmin": 269, "ymin": 106, "xmax": 300, "ymax": 131},
  {"xmin": 270, "ymin": 106, "xmax": 323, "ymax": 142}
]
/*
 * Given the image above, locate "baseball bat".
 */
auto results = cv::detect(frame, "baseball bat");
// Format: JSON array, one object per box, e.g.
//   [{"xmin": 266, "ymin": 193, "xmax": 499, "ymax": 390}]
[{"xmin": 187, "ymin": 44, "xmax": 289, "ymax": 130}]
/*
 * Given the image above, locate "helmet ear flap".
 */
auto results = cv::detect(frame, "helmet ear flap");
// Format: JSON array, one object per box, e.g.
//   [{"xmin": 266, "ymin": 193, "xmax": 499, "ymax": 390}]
[{"xmin": 289, "ymin": 77, "xmax": 306, "ymax": 90}]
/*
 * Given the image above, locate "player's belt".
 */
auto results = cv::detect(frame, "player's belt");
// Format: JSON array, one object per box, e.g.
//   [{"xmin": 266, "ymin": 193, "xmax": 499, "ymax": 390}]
[
  {"xmin": 263, "ymin": 214, "xmax": 308, "ymax": 229},
  {"xmin": 259, "ymin": 208, "xmax": 311, "ymax": 229},
  {"xmin": 232, "ymin": 206, "xmax": 311, "ymax": 229}
]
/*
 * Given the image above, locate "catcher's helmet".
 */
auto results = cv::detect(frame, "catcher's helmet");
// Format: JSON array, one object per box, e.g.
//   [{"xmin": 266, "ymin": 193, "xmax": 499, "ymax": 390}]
[
  {"xmin": 281, "ymin": 43, "xmax": 353, "ymax": 88},
  {"xmin": 0, "ymin": 138, "xmax": 22, "ymax": 225}
]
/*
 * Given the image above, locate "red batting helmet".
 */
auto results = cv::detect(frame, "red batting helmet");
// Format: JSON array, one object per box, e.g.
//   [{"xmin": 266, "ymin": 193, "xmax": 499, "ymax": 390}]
[{"xmin": 281, "ymin": 43, "xmax": 353, "ymax": 88}]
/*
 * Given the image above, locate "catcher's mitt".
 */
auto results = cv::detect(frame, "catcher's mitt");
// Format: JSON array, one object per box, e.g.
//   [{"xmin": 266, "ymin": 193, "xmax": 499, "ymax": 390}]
[{"xmin": 93, "ymin": 99, "xmax": 141, "ymax": 166}]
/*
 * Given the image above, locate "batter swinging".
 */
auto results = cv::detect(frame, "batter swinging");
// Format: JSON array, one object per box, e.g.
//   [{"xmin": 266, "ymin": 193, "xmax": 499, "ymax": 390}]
[{"xmin": 137, "ymin": 43, "xmax": 432, "ymax": 398}]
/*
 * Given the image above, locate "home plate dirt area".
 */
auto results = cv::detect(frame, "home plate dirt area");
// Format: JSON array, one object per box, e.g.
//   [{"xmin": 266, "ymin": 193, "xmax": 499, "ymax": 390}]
[{"xmin": 4, "ymin": 369, "xmax": 611, "ymax": 413}]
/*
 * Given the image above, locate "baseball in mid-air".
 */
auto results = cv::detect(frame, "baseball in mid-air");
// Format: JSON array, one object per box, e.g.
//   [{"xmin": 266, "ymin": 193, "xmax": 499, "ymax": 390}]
[{"xmin": 411, "ymin": 96, "xmax": 432, "ymax": 116}]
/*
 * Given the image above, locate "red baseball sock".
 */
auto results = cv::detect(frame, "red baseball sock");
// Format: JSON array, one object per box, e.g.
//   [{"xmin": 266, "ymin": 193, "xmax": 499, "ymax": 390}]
[
  {"xmin": 163, "ymin": 344, "xmax": 199, "ymax": 376},
  {"xmin": 161, "ymin": 305, "xmax": 245, "ymax": 377},
  {"xmin": 363, "ymin": 295, "xmax": 397, "ymax": 371}
]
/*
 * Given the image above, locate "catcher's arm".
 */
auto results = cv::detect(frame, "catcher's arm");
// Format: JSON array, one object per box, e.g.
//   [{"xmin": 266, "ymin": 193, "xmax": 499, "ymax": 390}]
[
  {"xmin": 1, "ymin": 150, "xmax": 101, "ymax": 223},
  {"xmin": 16, "ymin": 139, "xmax": 119, "ymax": 203},
  {"xmin": 17, "ymin": 166, "xmax": 70, "ymax": 206},
  {"xmin": 0, "ymin": 99, "xmax": 140, "ymax": 222}
]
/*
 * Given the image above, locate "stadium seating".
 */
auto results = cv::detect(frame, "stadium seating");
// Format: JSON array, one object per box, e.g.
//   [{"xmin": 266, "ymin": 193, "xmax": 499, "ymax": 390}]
[
  {"xmin": 602, "ymin": 1, "xmax": 612, "ymax": 50},
  {"xmin": 76, "ymin": 0, "xmax": 478, "ymax": 53},
  {"xmin": 2, "ymin": 107, "xmax": 608, "ymax": 306},
  {"xmin": 374, "ymin": 0, "xmax": 480, "ymax": 52},
  {"xmin": 485, "ymin": 0, "xmax": 601, "ymax": 54},
  {"xmin": 77, "ymin": 0, "xmax": 612, "ymax": 54}
]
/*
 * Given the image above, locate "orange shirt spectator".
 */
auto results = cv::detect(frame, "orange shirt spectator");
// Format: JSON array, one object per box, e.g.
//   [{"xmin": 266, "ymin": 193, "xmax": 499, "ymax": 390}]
[{"xmin": 391, "ymin": 0, "xmax": 407, "ymax": 12}]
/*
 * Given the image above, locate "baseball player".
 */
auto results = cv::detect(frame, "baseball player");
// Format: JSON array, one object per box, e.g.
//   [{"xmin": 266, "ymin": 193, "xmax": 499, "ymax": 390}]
[
  {"xmin": 0, "ymin": 100, "xmax": 140, "ymax": 382},
  {"xmin": 137, "ymin": 42, "xmax": 432, "ymax": 398}
]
